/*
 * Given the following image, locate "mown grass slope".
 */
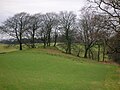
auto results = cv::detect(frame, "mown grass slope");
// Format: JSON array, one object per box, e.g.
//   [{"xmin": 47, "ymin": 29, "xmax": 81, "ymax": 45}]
[{"xmin": 0, "ymin": 46, "xmax": 120, "ymax": 90}]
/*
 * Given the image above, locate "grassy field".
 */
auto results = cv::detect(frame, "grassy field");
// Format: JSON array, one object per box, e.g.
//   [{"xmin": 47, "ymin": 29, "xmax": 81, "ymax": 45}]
[
  {"xmin": 0, "ymin": 45, "xmax": 120, "ymax": 90},
  {"xmin": 0, "ymin": 44, "xmax": 17, "ymax": 53}
]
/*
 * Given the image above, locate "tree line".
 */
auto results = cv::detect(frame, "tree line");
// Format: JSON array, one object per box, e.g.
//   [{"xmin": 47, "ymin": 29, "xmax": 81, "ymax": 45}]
[{"xmin": 0, "ymin": 0, "xmax": 120, "ymax": 63}]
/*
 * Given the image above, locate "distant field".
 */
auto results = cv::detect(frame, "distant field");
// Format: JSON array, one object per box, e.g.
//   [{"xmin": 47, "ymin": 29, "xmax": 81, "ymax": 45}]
[
  {"xmin": 0, "ymin": 45, "xmax": 120, "ymax": 90},
  {"xmin": 0, "ymin": 44, "xmax": 17, "ymax": 53}
]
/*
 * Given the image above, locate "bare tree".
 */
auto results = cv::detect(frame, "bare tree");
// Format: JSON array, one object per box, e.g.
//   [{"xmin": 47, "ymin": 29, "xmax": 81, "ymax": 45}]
[
  {"xmin": 88, "ymin": 0, "xmax": 120, "ymax": 62},
  {"xmin": 41, "ymin": 12, "xmax": 58, "ymax": 47},
  {"xmin": 25, "ymin": 13, "xmax": 42, "ymax": 48},
  {"xmin": 88, "ymin": 0, "xmax": 120, "ymax": 32},
  {"xmin": 59, "ymin": 11, "xmax": 76, "ymax": 54},
  {"xmin": 1, "ymin": 12, "xmax": 30, "ymax": 50},
  {"xmin": 79, "ymin": 7, "xmax": 105, "ymax": 59}
]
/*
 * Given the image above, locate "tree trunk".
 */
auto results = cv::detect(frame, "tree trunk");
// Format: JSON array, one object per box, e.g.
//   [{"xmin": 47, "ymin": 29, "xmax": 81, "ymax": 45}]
[
  {"xmin": 68, "ymin": 41, "xmax": 71, "ymax": 54},
  {"xmin": 19, "ymin": 33, "xmax": 22, "ymax": 50},
  {"xmin": 20, "ymin": 42, "xmax": 22, "ymax": 50},
  {"xmin": 54, "ymin": 34, "xmax": 58, "ymax": 47},
  {"xmin": 48, "ymin": 33, "xmax": 51, "ymax": 46},
  {"xmin": 90, "ymin": 49, "xmax": 94, "ymax": 60},
  {"xmin": 88, "ymin": 49, "xmax": 91, "ymax": 59},
  {"xmin": 88, "ymin": 49, "xmax": 94, "ymax": 60},
  {"xmin": 84, "ymin": 49, "xmax": 88, "ymax": 58},
  {"xmin": 97, "ymin": 44, "xmax": 100, "ymax": 62},
  {"xmin": 103, "ymin": 41, "xmax": 106, "ymax": 62},
  {"xmin": 32, "ymin": 29, "xmax": 35, "ymax": 48},
  {"xmin": 84, "ymin": 45, "xmax": 88, "ymax": 58},
  {"xmin": 43, "ymin": 34, "xmax": 46, "ymax": 48},
  {"xmin": 77, "ymin": 48, "xmax": 80, "ymax": 57},
  {"xmin": 65, "ymin": 29, "xmax": 71, "ymax": 54},
  {"xmin": 47, "ymin": 28, "xmax": 51, "ymax": 46}
]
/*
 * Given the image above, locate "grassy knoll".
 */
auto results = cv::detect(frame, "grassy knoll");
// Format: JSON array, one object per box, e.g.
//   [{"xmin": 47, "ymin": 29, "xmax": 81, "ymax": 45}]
[{"xmin": 0, "ymin": 46, "xmax": 120, "ymax": 90}]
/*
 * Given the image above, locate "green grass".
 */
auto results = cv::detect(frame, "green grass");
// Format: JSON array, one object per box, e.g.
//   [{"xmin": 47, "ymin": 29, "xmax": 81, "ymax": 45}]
[{"xmin": 0, "ymin": 46, "xmax": 120, "ymax": 90}]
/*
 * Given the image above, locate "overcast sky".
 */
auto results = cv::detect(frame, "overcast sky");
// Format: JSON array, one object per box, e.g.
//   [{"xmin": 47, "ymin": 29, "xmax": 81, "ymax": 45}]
[{"xmin": 0, "ymin": 0, "xmax": 86, "ymax": 24}]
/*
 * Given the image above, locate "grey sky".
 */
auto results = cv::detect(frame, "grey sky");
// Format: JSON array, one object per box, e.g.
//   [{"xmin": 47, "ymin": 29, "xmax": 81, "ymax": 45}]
[{"xmin": 0, "ymin": 0, "xmax": 86, "ymax": 24}]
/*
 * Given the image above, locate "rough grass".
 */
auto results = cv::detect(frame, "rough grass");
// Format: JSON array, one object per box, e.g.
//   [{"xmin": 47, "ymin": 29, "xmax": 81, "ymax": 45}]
[
  {"xmin": 0, "ymin": 44, "xmax": 17, "ymax": 53},
  {"xmin": 57, "ymin": 43, "xmax": 109, "ymax": 61},
  {"xmin": 0, "ymin": 45, "xmax": 120, "ymax": 90}
]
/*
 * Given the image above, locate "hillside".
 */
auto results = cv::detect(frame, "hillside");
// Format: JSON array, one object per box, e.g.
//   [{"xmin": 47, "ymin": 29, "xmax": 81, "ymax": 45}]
[{"xmin": 0, "ymin": 45, "xmax": 120, "ymax": 90}]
